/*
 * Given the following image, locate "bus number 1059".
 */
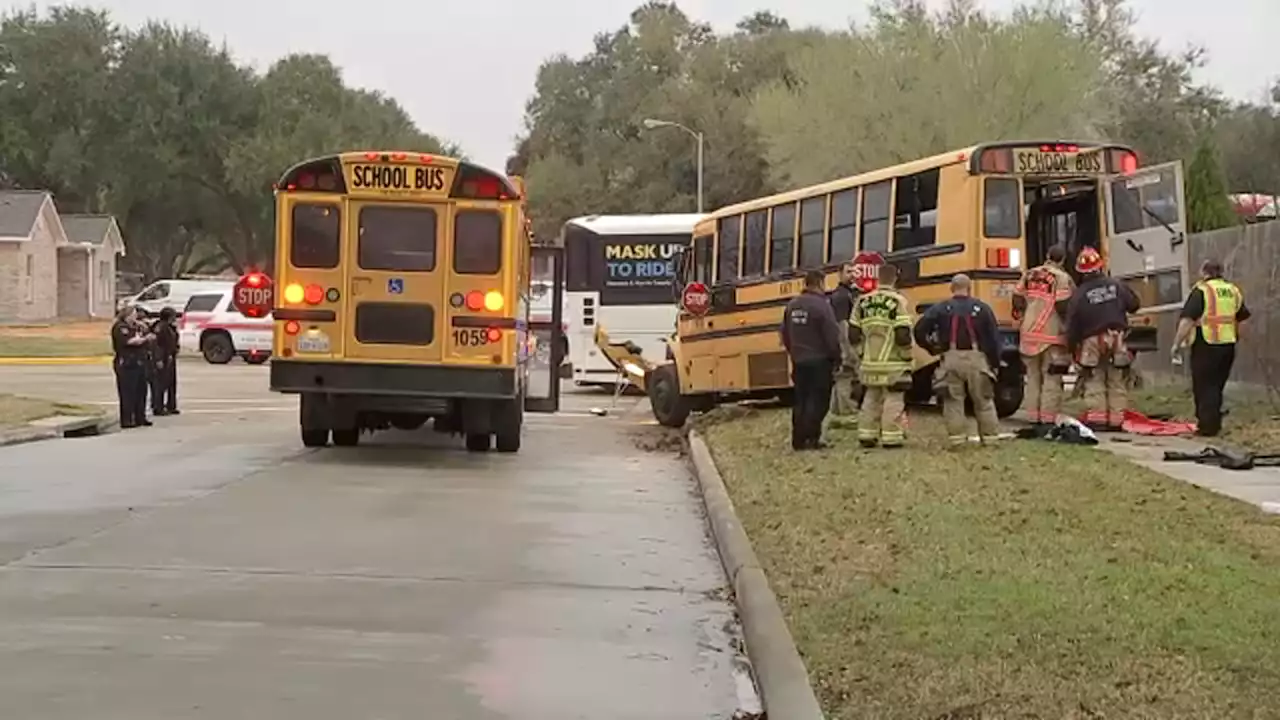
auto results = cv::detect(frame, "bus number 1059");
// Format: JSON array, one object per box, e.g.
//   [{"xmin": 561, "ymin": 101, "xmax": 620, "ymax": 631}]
[{"xmin": 453, "ymin": 328, "xmax": 492, "ymax": 346}]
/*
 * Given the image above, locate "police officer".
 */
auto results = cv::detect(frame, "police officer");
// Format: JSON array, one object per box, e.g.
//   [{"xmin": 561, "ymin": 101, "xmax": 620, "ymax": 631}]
[
  {"xmin": 827, "ymin": 261, "xmax": 861, "ymax": 424},
  {"xmin": 1066, "ymin": 247, "xmax": 1140, "ymax": 430},
  {"xmin": 1011, "ymin": 244, "xmax": 1074, "ymax": 427},
  {"xmin": 110, "ymin": 306, "xmax": 154, "ymax": 429},
  {"xmin": 780, "ymin": 269, "xmax": 843, "ymax": 450},
  {"xmin": 150, "ymin": 307, "xmax": 180, "ymax": 416},
  {"xmin": 1172, "ymin": 259, "xmax": 1250, "ymax": 437},
  {"xmin": 914, "ymin": 274, "xmax": 1003, "ymax": 447},
  {"xmin": 849, "ymin": 263, "xmax": 914, "ymax": 449}
]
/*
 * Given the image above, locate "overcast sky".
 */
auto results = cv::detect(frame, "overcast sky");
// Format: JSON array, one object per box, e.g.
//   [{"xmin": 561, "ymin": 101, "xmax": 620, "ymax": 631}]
[{"xmin": 6, "ymin": 0, "xmax": 1278, "ymax": 169}]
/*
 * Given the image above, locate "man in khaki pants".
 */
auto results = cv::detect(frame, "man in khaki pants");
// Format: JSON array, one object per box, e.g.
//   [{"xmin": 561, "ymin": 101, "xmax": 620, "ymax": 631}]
[
  {"xmin": 828, "ymin": 262, "xmax": 860, "ymax": 427},
  {"xmin": 1011, "ymin": 245, "xmax": 1074, "ymax": 427}
]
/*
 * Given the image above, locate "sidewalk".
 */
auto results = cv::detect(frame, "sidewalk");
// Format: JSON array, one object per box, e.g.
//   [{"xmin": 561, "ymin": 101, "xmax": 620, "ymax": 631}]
[{"xmin": 1101, "ymin": 433, "xmax": 1280, "ymax": 509}]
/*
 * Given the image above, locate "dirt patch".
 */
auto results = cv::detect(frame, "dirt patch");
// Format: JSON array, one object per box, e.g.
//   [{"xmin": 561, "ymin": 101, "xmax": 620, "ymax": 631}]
[
  {"xmin": 0, "ymin": 321, "xmax": 111, "ymax": 357},
  {"xmin": 0, "ymin": 394, "xmax": 101, "ymax": 429},
  {"xmin": 703, "ymin": 406, "xmax": 1280, "ymax": 720}
]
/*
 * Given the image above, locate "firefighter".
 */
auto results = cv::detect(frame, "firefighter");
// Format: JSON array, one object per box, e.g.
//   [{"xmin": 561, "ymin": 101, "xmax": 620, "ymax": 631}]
[
  {"xmin": 1066, "ymin": 247, "xmax": 1140, "ymax": 431},
  {"xmin": 1172, "ymin": 259, "xmax": 1250, "ymax": 437},
  {"xmin": 849, "ymin": 263, "xmax": 914, "ymax": 448},
  {"xmin": 780, "ymin": 269, "xmax": 843, "ymax": 450},
  {"xmin": 1011, "ymin": 244, "xmax": 1074, "ymax": 427},
  {"xmin": 827, "ymin": 261, "xmax": 861, "ymax": 425},
  {"xmin": 913, "ymin": 274, "xmax": 1003, "ymax": 447}
]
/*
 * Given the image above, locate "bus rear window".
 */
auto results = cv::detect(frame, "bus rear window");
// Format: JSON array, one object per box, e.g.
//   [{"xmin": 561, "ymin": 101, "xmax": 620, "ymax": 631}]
[
  {"xmin": 984, "ymin": 178, "xmax": 1022, "ymax": 239},
  {"xmin": 453, "ymin": 211, "xmax": 502, "ymax": 275},
  {"xmin": 359, "ymin": 206, "xmax": 437, "ymax": 271},
  {"xmin": 290, "ymin": 203, "xmax": 340, "ymax": 268}
]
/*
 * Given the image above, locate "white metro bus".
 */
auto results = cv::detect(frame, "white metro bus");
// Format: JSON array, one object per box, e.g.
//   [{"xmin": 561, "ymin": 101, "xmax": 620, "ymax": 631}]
[{"xmin": 562, "ymin": 213, "xmax": 705, "ymax": 387}]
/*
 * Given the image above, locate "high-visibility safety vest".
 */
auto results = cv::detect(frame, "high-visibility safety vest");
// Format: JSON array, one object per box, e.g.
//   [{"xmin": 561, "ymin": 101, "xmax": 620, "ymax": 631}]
[{"xmin": 1195, "ymin": 278, "xmax": 1242, "ymax": 345}]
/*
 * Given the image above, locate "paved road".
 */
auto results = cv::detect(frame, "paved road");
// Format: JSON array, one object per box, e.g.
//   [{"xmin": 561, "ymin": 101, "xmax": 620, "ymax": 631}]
[{"xmin": 0, "ymin": 362, "xmax": 752, "ymax": 719}]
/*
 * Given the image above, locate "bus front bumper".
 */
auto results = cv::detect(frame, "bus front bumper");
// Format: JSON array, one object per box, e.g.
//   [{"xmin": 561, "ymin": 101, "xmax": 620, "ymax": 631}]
[{"xmin": 270, "ymin": 360, "xmax": 517, "ymax": 399}]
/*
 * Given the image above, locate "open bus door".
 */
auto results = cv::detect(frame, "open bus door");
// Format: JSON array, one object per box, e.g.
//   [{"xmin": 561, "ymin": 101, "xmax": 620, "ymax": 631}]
[
  {"xmin": 525, "ymin": 245, "xmax": 564, "ymax": 413},
  {"xmin": 1102, "ymin": 160, "xmax": 1189, "ymax": 352}
]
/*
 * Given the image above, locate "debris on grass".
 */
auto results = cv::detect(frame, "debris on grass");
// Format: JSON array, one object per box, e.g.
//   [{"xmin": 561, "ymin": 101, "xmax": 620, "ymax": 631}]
[{"xmin": 703, "ymin": 406, "xmax": 1280, "ymax": 720}]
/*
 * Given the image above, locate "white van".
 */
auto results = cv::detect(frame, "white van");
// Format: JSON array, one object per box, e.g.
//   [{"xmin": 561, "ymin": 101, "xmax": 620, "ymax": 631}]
[{"xmin": 120, "ymin": 278, "xmax": 235, "ymax": 318}]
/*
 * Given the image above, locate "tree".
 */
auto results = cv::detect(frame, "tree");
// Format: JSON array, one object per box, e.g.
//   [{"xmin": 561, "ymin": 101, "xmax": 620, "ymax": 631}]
[{"xmin": 1184, "ymin": 134, "xmax": 1237, "ymax": 232}]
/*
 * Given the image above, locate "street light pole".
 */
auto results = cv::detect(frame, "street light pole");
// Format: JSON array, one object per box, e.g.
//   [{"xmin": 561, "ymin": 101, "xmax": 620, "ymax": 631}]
[{"xmin": 642, "ymin": 118, "xmax": 704, "ymax": 213}]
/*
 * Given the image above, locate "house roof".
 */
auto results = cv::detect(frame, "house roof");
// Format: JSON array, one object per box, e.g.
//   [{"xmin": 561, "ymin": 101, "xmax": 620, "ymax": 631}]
[
  {"xmin": 60, "ymin": 214, "xmax": 115, "ymax": 245},
  {"xmin": 0, "ymin": 190, "xmax": 50, "ymax": 238}
]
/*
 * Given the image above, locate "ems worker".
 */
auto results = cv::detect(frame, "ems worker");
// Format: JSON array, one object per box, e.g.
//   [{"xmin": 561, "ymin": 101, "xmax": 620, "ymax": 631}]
[
  {"xmin": 827, "ymin": 261, "xmax": 861, "ymax": 424},
  {"xmin": 1065, "ymin": 247, "xmax": 1140, "ymax": 430},
  {"xmin": 150, "ymin": 307, "xmax": 180, "ymax": 416},
  {"xmin": 1172, "ymin": 259, "xmax": 1250, "ymax": 437},
  {"xmin": 849, "ymin": 263, "xmax": 914, "ymax": 449},
  {"xmin": 780, "ymin": 269, "xmax": 843, "ymax": 450},
  {"xmin": 111, "ymin": 307, "xmax": 155, "ymax": 429},
  {"xmin": 1011, "ymin": 244, "xmax": 1074, "ymax": 426},
  {"xmin": 913, "ymin": 274, "xmax": 1003, "ymax": 446}
]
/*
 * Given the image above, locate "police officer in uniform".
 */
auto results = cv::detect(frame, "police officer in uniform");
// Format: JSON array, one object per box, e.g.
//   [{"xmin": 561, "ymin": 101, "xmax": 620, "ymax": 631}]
[
  {"xmin": 848, "ymin": 263, "xmax": 914, "ymax": 449},
  {"xmin": 1066, "ymin": 247, "xmax": 1140, "ymax": 431},
  {"xmin": 827, "ymin": 261, "xmax": 861, "ymax": 424},
  {"xmin": 1172, "ymin": 259, "xmax": 1250, "ymax": 437},
  {"xmin": 150, "ymin": 307, "xmax": 181, "ymax": 416},
  {"xmin": 913, "ymin": 274, "xmax": 1003, "ymax": 446},
  {"xmin": 111, "ymin": 306, "xmax": 154, "ymax": 429},
  {"xmin": 780, "ymin": 269, "xmax": 843, "ymax": 450}
]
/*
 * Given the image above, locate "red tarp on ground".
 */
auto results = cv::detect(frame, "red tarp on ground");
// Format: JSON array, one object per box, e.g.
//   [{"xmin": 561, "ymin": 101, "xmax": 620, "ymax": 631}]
[{"xmin": 1076, "ymin": 409, "xmax": 1197, "ymax": 435}]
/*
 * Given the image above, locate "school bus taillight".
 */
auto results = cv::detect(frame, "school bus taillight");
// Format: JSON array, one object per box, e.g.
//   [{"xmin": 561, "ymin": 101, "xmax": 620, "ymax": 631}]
[
  {"xmin": 483, "ymin": 291, "xmax": 504, "ymax": 311},
  {"xmin": 303, "ymin": 284, "xmax": 324, "ymax": 304},
  {"xmin": 1107, "ymin": 148, "xmax": 1139, "ymax": 175},
  {"xmin": 1039, "ymin": 143, "xmax": 1079, "ymax": 153},
  {"xmin": 284, "ymin": 321, "xmax": 300, "ymax": 335},
  {"xmin": 284, "ymin": 284, "xmax": 304, "ymax": 303},
  {"xmin": 486, "ymin": 328, "xmax": 502, "ymax": 343},
  {"xmin": 986, "ymin": 248, "xmax": 1020, "ymax": 269}
]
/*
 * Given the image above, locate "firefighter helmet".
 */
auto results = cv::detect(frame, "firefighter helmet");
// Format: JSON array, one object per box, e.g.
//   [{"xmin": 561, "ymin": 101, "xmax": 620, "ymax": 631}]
[{"xmin": 1075, "ymin": 246, "xmax": 1103, "ymax": 274}]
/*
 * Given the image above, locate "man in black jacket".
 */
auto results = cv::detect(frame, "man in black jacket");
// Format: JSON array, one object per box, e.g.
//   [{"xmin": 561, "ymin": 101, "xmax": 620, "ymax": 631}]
[
  {"xmin": 827, "ymin": 262, "xmax": 861, "ymax": 424},
  {"xmin": 781, "ymin": 270, "xmax": 843, "ymax": 450},
  {"xmin": 150, "ymin": 307, "xmax": 181, "ymax": 416}
]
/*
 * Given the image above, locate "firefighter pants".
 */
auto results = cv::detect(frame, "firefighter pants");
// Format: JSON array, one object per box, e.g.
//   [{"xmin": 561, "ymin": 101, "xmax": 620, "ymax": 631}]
[
  {"xmin": 941, "ymin": 350, "xmax": 1000, "ymax": 446},
  {"xmin": 792, "ymin": 358, "xmax": 834, "ymax": 449},
  {"xmin": 1190, "ymin": 341, "xmax": 1235, "ymax": 436},
  {"xmin": 1079, "ymin": 332, "xmax": 1130, "ymax": 429},
  {"xmin": 1021, "ymin": 347, "xmax": 1068, "ymax": 423},
  {"xmin": 858, "ymin": 385, "xmax": 905, "ymax": 447}
]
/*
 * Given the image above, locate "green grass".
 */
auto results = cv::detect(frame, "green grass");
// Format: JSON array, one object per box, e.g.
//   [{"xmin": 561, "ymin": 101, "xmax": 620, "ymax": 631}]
[
  {"xmin": 701, "ymin": 407, "xmax": 1280, "ymax": 720},
  {"xmin": 0, "ymin": 394, "xmax": 101, "ymax": 429},
  {"xmin": 0, "ymin": 335, "xmax": 110, "ymax": 357}
]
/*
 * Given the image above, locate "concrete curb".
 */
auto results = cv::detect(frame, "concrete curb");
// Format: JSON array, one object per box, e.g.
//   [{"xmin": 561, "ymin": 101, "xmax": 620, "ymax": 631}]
[
  {"xmin": 686, "ymin": 429, "xmax": 825, "ymax": 720},
  {"xmin": 0, "ymin": 415, "xmax": 117, "ymax": 448},
  {"xmin": 0, "ymin": 356, "xmax": 111, "ymax": 365}
]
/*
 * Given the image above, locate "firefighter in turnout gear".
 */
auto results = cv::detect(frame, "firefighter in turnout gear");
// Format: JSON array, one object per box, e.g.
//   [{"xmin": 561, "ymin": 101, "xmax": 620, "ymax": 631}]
[
  {"xmin": 827, "ymin": 262, "xmax": 861, "ymax": 427},
  {"xmin": 914, "ymin": 274, "xmax": 1003, "ymax": 447},
  {"xmin": 848, "ymin": 263, "xmax": 914, "ymax": 448},
  {"xmin": 1011, "ymin": 244, "xmax": 1074, "ymax": 427},
  {"xmin": 1172, "ymin": 259, "xmax": 1251, "ymax": 437},
  {"xmin": 1066, "ymin": 247, "xmax": 1141, "ymax": 430}
]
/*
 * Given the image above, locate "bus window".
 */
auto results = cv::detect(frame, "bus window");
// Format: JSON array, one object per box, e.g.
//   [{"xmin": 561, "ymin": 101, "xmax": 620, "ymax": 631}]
[
  {"xmin": 453, "ymin": 211, "xmax": 503, "ymax": 275},
  {"xmin": 861, "ymin": 181, "xmax": 891, "ymax": 253},
  {"xmin": 828, "ymin": 188, "xmax": 858, "ymax": 262},
  {"xmin": 742, "ymin": 210, "xmax": 767, "ymax": 277},
  {"xmin": 291, "ymin": 203, "xmax": 341, "ymax": 269},
  {"xmin": 715, "ymin": 215, "xmax": 741, "ymax": 283},
  {"xmin": 768, "ymin": 203, "xmax": 796, "ymax": 272},
  {"xmin": 359, "ymin": 206, "xmax": 438, "ymax": 271},
  {"xmin": 892, "ymin": 169, "xmax": 939, "ymax": 250},
  {"xmin": 983, "ymin": 177, "xmax": 1022, "ymax": 238},
  {"xmin": 693, "ymin": 234, "xmax": 713, "ymax": 284},
  {"xmin": 797, "ymin": 197, "xmax": 826, "ymax": 268}
]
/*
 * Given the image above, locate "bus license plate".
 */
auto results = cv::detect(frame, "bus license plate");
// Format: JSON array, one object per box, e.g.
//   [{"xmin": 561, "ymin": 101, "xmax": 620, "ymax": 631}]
[
  {"xmin": 993, "ymin": 282, "xmax": 1017, "ymax": 298},
  {"xmin": 297, "ymin": 334, "xmax": 330, "ymax": 353}
]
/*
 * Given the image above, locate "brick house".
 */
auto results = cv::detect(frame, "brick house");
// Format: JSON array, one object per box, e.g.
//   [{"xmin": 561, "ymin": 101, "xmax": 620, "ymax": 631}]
[
  {"xmin": 59, "ymin": 215, "xmax": 126, "ymax": 318},
  {"xmin": 0, "ymin": 191, "xmax": 127, "ymax": 322}
]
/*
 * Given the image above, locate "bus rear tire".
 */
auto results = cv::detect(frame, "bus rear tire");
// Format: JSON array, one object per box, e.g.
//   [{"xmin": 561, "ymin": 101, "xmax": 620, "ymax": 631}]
[
  {"xmin": 648, "ymin": 364, "xmax": 690, "ymax": 428},
  {"xmin": 465, "ymin": 433, "xmax": 491, "ymax": 452},
  {"xmin": 301, "ymin": 428, "xmax": 329, "ymax": 447},
  {"xmin": 494, "ymin": 400, "xmax": 522, "ymax": 453},
  {"xmin": 332, "ymin": 428, "xmax": 359, "ymax": 447}
]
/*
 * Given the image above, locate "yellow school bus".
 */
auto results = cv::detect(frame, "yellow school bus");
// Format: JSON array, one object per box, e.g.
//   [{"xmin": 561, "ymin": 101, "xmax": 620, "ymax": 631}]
[
  {"xmin": 646, "ymin": 140, "xmax": 1182, "ymax": 427},
  {"xmin": 265, "ymin": 151, "xmax": 565, "ymax": 451}
]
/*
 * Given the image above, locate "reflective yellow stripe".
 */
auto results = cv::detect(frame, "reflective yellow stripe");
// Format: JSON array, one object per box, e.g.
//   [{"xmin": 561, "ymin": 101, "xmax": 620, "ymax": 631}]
[{"xmin": 1196, "ymin": 279, "xmax": 1239, "ymax": 345}]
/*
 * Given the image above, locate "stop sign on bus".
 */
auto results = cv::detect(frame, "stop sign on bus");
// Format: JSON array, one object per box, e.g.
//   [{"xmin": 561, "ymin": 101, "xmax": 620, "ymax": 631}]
[
  {"xmin": 681, "ymin": 281, "xmax": 711, "ymax": 316},
  {"xmin": 849, "ymin": 251, "xmax": 884, "ymax": 292},
  {"xmin": 233, "ymin": 272, "xmax": 274, "ymax": 318}
]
